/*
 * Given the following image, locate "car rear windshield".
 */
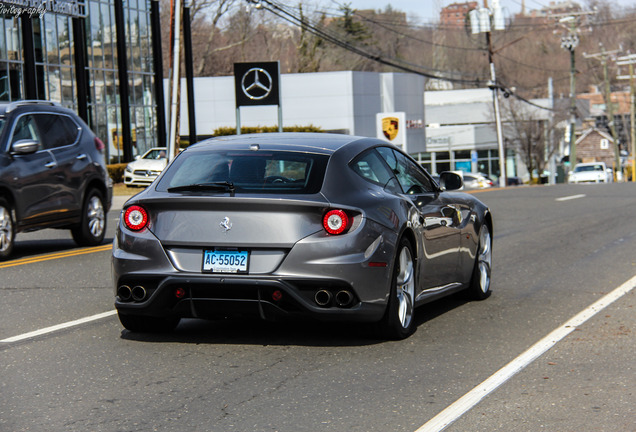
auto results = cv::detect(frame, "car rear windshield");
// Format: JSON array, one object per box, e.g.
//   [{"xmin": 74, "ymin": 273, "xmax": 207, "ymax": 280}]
[
  {"xmin": 156, "ymin": 149, "xmax": 329, "ymax": 194},
  {"xmin": 574, "ymin": 164, "xmax": 604, "ymax": 172}
]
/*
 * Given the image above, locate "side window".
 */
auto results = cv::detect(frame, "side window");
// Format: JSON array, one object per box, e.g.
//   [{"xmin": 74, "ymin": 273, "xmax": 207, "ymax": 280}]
[
  {"xmin": 34, "ymin": 114, "xmax": 80, "ymax": 150},
  {"xmin": 376, "ymin": 146, "xmax": 398, "ymax": 173},
  {"xmin": 350, "ymin": 149, "xmax": 394, "ymax": 186},
  {"xmin": 11, "ymin": 115, "xmax": 41, "ymax": 147},
  {"xmin": 378, "ymin": 146, "xmax": 435, "ymax": 194}
]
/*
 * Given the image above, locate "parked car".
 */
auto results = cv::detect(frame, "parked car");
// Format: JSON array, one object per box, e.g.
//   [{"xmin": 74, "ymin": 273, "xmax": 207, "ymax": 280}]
[
  {"xmin": 0, "ymin": 100, "xmax": 112, "ymax": 260},
  {"xmin": 124, "ymin": 147, "xmax": 167, "ymax": 187},
  {"xmin": 568, "ymin": 162, "xmax": 612, "ymax": 184},
  {"xmin": 113, "ymin": 133, "xmax": 493, "ymax": 339},
  {"xmin": 462, "ymin": 172, "xmax": 495, "ymax": 189}
]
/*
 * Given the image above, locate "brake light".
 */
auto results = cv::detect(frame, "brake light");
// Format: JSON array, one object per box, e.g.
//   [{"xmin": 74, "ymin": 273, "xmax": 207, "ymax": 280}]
[
  {"xmin": 94, "ymin": 137, "xmax": 105, "ymax": 152},
  {"xmin": 323, "ymin": 209, "xmax": 350, "ymax": 235},
  {"xmin": 124, "ymin": 205, "xmax": 148, "ymax": 231}
]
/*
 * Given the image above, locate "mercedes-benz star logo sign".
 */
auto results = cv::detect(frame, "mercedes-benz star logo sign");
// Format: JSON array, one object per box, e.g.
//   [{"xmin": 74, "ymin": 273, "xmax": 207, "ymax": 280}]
[{"xmin": 241, "ymin": 68, "xmax": 273, "ymax": 100}]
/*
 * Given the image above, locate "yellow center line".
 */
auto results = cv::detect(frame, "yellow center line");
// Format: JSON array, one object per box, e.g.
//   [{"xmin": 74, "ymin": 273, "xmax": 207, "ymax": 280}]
[{"xmin": 0, "ymin": 244, "xmax": 112, "ymax": 269}]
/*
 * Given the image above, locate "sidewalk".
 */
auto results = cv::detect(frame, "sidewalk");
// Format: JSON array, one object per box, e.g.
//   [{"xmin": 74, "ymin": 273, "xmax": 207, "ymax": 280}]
[{"xmin": 111, "ymin": 192, "xmax": 135, "ymax": 211}]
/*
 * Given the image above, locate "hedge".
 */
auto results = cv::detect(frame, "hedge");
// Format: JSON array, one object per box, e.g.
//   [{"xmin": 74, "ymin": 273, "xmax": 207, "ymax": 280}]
[
  {"xmin": 213, "ymin": 125, "xmax": 323, "ymax": 136},
  {"xmin": 107, "ymin": 163, "xmax": 127, "ymax": 183}
]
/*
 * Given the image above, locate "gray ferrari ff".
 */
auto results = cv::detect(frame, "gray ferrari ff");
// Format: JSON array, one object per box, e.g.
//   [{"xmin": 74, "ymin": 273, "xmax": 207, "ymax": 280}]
[{"xmin": 113, "ymin": 133, "xmax": 493, "ymax": 339}]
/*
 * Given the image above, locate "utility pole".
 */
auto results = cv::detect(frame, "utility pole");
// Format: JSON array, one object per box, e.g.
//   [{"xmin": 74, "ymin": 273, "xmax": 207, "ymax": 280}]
[
  {"xmin": 617, "ymin": 53, "xmax": 636, "ymax": 182},
  {"xmin": 584, "ymin": 45, "xmax": 622, "ymax": 180},
  {"xmin": 553, "ymin": 9, "xmax": 596, "ymax": 173},
  {"xmin": 560, "ymin": 17, "xmax": 578, "ymax": 172},
  {"xmin": 469, "ymin": 0, "xmax": 506, "ymax": 187}
]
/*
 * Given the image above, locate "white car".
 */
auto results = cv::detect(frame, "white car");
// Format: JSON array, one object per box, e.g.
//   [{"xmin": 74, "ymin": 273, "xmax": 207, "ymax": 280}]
[
  {"xmin": 568, "ymin": 162, "xmax": 612, "ymax": 184},
  {"xmin": 124, "ymin": 147, "xmax": 167, "ymax": 187}
]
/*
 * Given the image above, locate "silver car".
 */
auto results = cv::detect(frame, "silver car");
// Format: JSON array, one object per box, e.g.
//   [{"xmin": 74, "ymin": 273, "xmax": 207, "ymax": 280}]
[{"xmin": 113, "ymin": 133, "xmax": 493, "ymax": 339}]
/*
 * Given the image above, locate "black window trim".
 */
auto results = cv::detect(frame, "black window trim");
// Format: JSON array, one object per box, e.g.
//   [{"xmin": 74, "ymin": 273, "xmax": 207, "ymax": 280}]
[{"xmin": 7, "ymin": 111, "xmax": 82, "ymax": 152}]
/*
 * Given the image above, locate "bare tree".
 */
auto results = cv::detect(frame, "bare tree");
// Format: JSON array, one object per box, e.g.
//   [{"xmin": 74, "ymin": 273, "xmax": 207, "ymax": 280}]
[{"xmin": 499, "ymin": 97, "xmax": 566, "ymax": 182}]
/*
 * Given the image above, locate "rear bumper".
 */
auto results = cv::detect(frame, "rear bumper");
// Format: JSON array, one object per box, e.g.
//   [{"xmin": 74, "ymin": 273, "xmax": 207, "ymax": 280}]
[
  {"xmin": 112, "ymin": 216, "xmax": 397, "ymax": 323},
  {"xmin": 114, "ymin": 274, "xmax": 386, "ymax": 322}
]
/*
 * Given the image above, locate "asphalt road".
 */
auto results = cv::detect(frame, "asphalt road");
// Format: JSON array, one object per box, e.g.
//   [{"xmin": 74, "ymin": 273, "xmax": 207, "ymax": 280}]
[{"xmin": 1, "ymin": 184, "xmax": 634, "ymax": 432}]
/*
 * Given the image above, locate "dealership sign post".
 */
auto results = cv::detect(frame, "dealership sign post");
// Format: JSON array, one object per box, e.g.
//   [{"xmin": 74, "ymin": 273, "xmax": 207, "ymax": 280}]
[{"xmin": 234, "ymin": 61, "xmax": 281, "ymax": 135}]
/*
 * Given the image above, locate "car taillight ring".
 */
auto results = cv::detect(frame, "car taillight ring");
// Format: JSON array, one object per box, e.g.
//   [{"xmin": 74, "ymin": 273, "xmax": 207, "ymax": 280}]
[
  {"xmin": 124, "ymin": 205, "xmax": 148, "ymax": 231},
  {"xmin": 323, "ymin": 209, "xmax": 350, "ymax": 235}
]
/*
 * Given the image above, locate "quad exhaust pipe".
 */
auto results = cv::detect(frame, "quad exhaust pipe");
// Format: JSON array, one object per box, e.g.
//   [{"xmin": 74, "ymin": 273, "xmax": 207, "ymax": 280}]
[
  {"xmin": 118, "ymin": 285, "xmax": 147, "ymax": 302},
  {"xmin": 131, "ymin": 285, "xmax": 147, "ymax": 302},
  {"xmin": 335, "ymin": 290, "xmax": 354, "ymax": 307},
  {"xmin": 117, "ymin": 285, "xmax": 132, "ymax": 301},
  {"xmin": 314, "ymin": 289, "xmax": 332, "ymax": 307},
  {"xmin": 314, "ymin": 289, "xmax": 354, "ymax": 308}
]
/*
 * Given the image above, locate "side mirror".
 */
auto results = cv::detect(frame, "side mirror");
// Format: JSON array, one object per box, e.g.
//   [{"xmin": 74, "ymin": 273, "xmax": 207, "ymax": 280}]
[
  {"xmin": 11, "ymin": 139, "xmax": 40, "ymax": 155},
  {"xmin": 439, "ymin": 171, "xmax": 463, "ymax": 191}
]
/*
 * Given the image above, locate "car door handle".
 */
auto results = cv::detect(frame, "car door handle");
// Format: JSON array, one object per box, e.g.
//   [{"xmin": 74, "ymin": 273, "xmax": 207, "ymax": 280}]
[
  {"xmin": 45, "ymin": 161, "xmax": 57, "ymax": 169},
  {"xmin": 76, "ymin": 153, "xmax": 87, "ymax": 160}
]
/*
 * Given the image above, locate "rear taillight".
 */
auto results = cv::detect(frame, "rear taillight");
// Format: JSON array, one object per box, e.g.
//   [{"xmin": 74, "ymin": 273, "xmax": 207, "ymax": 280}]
[
  {"xmin": 323, "ymin": 209, "xmax": 350, "ymax": 235},
  {"xmin": 124, "ymin": 205, "xmax": 148, "ymax": 231},
  {"xmin": 94, "ymin": 137, "xmax": 105, "ymax": 152}
]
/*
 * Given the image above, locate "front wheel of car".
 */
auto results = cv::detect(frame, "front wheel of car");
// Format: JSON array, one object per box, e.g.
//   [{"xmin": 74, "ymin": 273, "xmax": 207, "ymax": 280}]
[
  {"xmin": 0, "ymin": 198, "xmax": 15, "ymax": 261},
  {"xmin": 467, "ymin": 224, "xmax": 492, "ymax": 300},
  {"xmin": 71, "ymin": 189, "xmax": 106, "ymax": 246},
  {"xmin": 118, "ymin": 313, "xmax": 181, "ymax": 333},
  {"xmin": 378, "ymin": 238, "xmax": 416, "ymax": 339}
]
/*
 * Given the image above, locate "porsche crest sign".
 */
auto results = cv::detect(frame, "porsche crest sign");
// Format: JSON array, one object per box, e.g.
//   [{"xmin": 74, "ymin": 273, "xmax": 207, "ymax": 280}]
[
  {"xmin": 382, "ymin": 117, "xmax": 400, "ymax": 141},
  {"xmin": 376, "ymin": 112, "xmax": 406, "ymax": 150}
]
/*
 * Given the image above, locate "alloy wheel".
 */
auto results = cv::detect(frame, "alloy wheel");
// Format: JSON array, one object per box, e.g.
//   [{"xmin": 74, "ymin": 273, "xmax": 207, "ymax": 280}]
[
  {"xmin": 0, "ymin": 205, "xmax": 13, "ymax": 253},
  {"xmin": 477, "ymin": 226, "xmax": 492, "ymax": 294},
  {"xmin": 396, "ymin": 245, "xmax": 415, "ymax": 329},
  {"xmin": 87, "ymin": 195, "xmax": 105, "ymax": 238}
]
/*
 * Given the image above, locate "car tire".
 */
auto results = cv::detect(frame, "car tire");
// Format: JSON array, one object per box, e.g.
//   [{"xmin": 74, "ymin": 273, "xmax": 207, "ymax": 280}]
[
  {"xmin": 467, "ymin": 224, "xmax": 492, "ymax": 300},
  {"xmin": 378, "ymin": 237, "xmax": 416, "ymax": 339},
  {"xmin": 118, "ymin": 313, "xmax": 180, "ymax": 333},
  {"xmin": 71, "ymin": 189, "xmax": 106, "ymax": 246},
  {"xmin": 0, "ymin": 198, "xmax": 15, "ymax": 261}
]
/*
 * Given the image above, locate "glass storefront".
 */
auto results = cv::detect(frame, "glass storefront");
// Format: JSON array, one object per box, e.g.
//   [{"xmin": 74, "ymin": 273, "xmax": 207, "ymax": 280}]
[
  {"xmin": 415, "ymin": 149, "xmax": 502, "ymax": 180},
  {"xmin": 0, "ymin": 0, "xmax": 160, "ymax": 164},
  {"xmin": 0, "ymin": 15, "xmax": 23, "ymax": 101}
]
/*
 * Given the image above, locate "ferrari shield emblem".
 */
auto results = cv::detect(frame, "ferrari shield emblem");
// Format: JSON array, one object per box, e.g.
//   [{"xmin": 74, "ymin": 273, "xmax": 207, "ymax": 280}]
[{"xmin": 382, "ymin": 117, "xmax": 399, "ymax": 141}]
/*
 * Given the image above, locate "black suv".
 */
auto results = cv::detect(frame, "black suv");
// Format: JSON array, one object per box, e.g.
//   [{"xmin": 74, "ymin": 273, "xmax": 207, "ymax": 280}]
[{"xmin": 0, "ymin": 101, "xmax": 112, "ymax": 260}]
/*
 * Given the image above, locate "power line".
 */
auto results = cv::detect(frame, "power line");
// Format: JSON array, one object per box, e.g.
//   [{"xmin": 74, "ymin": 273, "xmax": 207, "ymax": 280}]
[{"xmin": 252, "ymin": 0, "xmax": 489, "ymax": 84}]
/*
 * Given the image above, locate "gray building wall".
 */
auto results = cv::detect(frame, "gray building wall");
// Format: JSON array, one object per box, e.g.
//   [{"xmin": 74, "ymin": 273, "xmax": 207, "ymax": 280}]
[{"xmin": 173, "ymin": 71, "xmax": 426, "ymax": 151}]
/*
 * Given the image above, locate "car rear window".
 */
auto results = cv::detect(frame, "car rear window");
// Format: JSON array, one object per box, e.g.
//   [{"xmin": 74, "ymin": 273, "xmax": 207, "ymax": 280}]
[{"xmin": 156, "ymin": 149, "xmax": 329, "ymax": 194}]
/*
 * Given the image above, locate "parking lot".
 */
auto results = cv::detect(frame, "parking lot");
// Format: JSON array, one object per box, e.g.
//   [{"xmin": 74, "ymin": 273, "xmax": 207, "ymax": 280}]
[{"xmin": 1, "ymin": 183, "xmax": 635, "ymax": 432}]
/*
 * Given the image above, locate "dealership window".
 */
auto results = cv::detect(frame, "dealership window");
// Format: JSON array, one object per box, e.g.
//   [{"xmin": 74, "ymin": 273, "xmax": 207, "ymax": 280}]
[
  {"xmin": 85, "ymin": 0, "xmax": 158, "ymax": 163},
  {"xmin": 32, "ymin": 14, "xmax": 77, "ymax": 110},
  {"xmin": 0, "ymin": 15, "xmax": 23, "ymax": 101}
]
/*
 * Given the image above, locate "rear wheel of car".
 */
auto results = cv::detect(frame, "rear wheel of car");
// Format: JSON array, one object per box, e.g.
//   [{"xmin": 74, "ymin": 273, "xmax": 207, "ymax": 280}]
[
  {"xmin": 0, "ymin": 198, "xmax": 15, "ymax": 261},
  {"xmin": 118, "ymin": 313, "xmax": 181, "ymax": 333},
  {"xmin": 467, "ymin": 224, "xmax": 492, "ymax": 300},
  {"xmin": 378, "ymin": 238, "xmax": 416, "ymax": 339},
  {"xmin": 71, "ymin": 189, "xmax": 106, "ymax": 246}
]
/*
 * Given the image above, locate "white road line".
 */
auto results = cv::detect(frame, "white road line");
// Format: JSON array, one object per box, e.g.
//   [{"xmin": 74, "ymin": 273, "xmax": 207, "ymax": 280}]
[
  {"xmin": 555, "ymin": 194, "xmax": 586, "ymax": 201},
  {"xmin": 0, "ymin": 310, "xmax": 117, "ymax": 343},
  {"xmin": 415, "ymin": 274, "xmax": 636, "ymax": 432}
]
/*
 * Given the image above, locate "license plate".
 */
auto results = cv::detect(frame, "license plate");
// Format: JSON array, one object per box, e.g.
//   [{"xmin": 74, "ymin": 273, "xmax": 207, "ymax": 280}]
[{"xmin": 202, "ymin": 250, "xmax": 248, "ymax": 273}]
